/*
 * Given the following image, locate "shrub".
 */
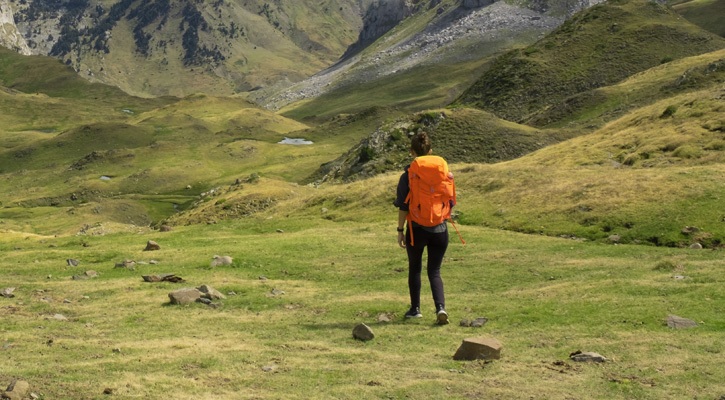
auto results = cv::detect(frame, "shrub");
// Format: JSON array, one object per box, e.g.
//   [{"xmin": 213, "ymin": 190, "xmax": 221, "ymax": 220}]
[
  {"xmin": 704, "ymin": 140, "xmax": 725, "ymax": 151},
  {"xmin": 660, "ymin": 105, "xmax": 678, "ymax": 118},
  {"xmin": 672, "ymin": 145, "xmax": 702, "ymax": 159},
  {"xmin": 359, "ymin": 146, "xmax": 375, "ymax": 162},
  {"xmin": 623, "ymin": 153, "xmax": 639, "ymax": 166},
  {"xmin": 637, "ymin": 145, "xmax": 658, "ymax": 159}
]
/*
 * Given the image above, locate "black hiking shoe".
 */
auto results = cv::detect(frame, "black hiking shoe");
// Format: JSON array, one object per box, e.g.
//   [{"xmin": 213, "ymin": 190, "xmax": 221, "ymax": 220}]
[
  {"xmin": 405, "ymin": 307, "xmax": 422, "ymax": 318},
  {"xmin": 436, "ymin": 308, "xmax": 449, "ymax": 325}
]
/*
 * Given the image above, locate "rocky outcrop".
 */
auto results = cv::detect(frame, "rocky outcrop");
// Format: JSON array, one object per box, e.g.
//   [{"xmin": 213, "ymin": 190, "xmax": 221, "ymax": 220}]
[
  {"xmin": 0, "ymin": 0, "xmax": 30, "ymax": 55},
  {"xmin": 342, "ymin": 0, "xmax": 414, "ymax": 59}
]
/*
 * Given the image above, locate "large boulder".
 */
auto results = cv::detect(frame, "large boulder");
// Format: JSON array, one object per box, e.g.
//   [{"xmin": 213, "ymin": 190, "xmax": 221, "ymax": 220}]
[
  {"xmin": 453, "ymin": 337, "xmax": 502, "ymax": 361},
  {"xmin": 168, "ymin": 288, "xmax": 202, "ymax": 305},
  {"xmin": 353, "ymin": 323, "xmax": 375, "ymax": 341},
  {"xmin": 3, "ymin": 380, "xmax": 30, "ymax": 400},
  {"xmin": 197, "ymin": 285, "xmax": 226, "ymax": 300}
]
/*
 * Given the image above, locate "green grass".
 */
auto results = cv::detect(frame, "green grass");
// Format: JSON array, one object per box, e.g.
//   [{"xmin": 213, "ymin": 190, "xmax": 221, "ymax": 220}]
[
  {"xmin": 673, "ymin": 0, "xmax": 725, "ymax": 37},
  {"xmin": 1, "ymin": 218, "xmax": 723, "ymax": 399},
  {"xmin": 456, "ymin": 0, "xmax": 725, "ymax": 124},
  {"xmin": 280, "ymin": 59, "xmax": 490, "ymax": 120}
]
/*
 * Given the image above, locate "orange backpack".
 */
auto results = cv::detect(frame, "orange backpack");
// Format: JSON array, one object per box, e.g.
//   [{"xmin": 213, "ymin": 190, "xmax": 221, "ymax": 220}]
[{"xmin": 405, "ymin": 155, "xmax": 465, "ymax": 245}]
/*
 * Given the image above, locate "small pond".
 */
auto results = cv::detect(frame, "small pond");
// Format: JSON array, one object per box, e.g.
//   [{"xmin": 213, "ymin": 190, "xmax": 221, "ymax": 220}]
[{"xmin": 278, "ymin": 137, "xmax": 313, "ymax": 145}]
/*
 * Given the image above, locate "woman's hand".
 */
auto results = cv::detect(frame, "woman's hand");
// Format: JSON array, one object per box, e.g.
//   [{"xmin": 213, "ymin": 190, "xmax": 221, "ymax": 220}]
[{"xmin": 398, "ymin": 231, "xmax": 406, "ymax": 248}]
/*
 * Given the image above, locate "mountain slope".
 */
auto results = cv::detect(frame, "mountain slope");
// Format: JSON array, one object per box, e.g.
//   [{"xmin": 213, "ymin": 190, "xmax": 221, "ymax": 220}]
[
  {"xmin": 5, "ymin": 0, "xmax": 365, "ymax": 97},
  {"xmin": 455, "ymin": 0, "xmax": 725, "ymax": 124}
]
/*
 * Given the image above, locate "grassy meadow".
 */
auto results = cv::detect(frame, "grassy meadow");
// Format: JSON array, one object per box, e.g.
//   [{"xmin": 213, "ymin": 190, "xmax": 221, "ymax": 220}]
[
  {"xmin": 2, "ymin": 209, "xmax": 724, "ymax": 399},
  {"xmin": 2, "ymin": 1, "xmax": 725, "ymax": 397}
]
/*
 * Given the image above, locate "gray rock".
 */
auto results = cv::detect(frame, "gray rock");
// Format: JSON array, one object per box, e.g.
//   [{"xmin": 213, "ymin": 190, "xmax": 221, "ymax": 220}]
[
  {"xmin": 667, "ymin": 314, "xmax": 698, "ymax": 329},
  {"xmin": 196, "ymin": 297, "xmax": 212, "ymax": 305},
  {"xmin": 608, "ymin": 235, "xmax": 621, "ymax": 243},
  {"xmin": 353, "ymin": 323, "xmax": 375, "ymax": 341},
  {"xmin": 71, "ymin": 275, "xmax": 89, "ymax": 281},
  {"xmin": 261, "ymin": 365, "xmax": 278, "ymax": 372},
  {"xmin": 570, "ymin": 351, "xmax": 607, "ymax": 362},
  {"xmin": 114, "ymin": 260, "xmax": 136, "ymax": 270},
  {"xmin": 271, "ymin": 289, "xmax": 285, "ymax": 296},
  {"xmin": 197, "ymin": 285, "xmax": 226, "ymax": 300},
  {"xmin": 168, "ymin": 288, "xmax": 202, "ymax": 305},
  {"xmin": 49, "ymin": 314, "xmax": 68, "ymax": 321},
  {"xmin": 453, "ymin": 337, "xmax": 502, "ymax": 361},
  {"xmin": 377, "ymin": 313, "xmax": 392, "ymax": 323},
  {"xmin": 144, "ymin": 240, "xmax": 161, "ymax": 251},
  {"xmin": 3, "ymin": 380, "xmax": 30, "ymax": 400},
  {"xmin": 66, "ymin": 259, "xmax": 80, "ymax": 266},
  {"xmin": 689, "ymin": 243, "xmax": 703, "ymax": 249},
  {"xmin": 210, "ymin": 255, "xmax": 233, "ymax": 267},
  {"xmin": 1, "ymin": 287, "xmax": 15, "ymax": 298},
  {"xmin": 85, "ymin": 270, "xmax": 99, "ymax": 278},
  {"xmin": 682, "ymin": 226, "xmax": 699, "ymax": 235},
  {"xmin": 460, "ymin": 319, "xmax": 471, "ymax": 327}
]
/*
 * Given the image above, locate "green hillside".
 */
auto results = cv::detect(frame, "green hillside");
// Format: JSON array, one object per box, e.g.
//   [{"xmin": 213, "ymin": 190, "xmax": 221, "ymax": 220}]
[
  {"xmin": 673, "ymin": 0, "xmax": 725, "ymax": 37},
  {"xmin": 456, "ymin": 0, "xmax": 725, "ymax": 124}
]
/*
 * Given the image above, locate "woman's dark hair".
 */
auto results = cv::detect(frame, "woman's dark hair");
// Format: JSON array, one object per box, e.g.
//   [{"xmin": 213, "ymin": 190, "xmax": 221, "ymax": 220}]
[{"xmin": 411, "ymin": 131, "xmax": 431, "ymax": 156}]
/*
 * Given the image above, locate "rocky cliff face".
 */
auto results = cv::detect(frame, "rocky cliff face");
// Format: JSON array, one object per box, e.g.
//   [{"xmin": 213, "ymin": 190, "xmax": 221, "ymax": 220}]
[
  {"xmin": 263, "ymin": 0, "xmax": 605, "ymax": 110},
  {"xmin": 0, "ymin": 0, "xmax": 30, "ymax": 55}
]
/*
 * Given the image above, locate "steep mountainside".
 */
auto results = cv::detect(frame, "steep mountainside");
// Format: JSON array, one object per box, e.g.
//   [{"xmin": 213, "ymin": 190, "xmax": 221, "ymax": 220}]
[
  {"xmin": 455, "ymin": 0, "xmax": 725, "ymax": 124},
  {"xmin": 263, "ymin": 0, "xmax": 606, "ymax": 111},
  {"xmin": 2, "ymin": 0, "xmax": 366, "ymax": 97}
]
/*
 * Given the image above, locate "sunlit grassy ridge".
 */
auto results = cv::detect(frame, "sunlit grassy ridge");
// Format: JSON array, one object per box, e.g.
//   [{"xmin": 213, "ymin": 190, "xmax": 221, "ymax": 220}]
[{"xmin": 456, "ymin": 0, "xmax": 725, "ymax": 124}]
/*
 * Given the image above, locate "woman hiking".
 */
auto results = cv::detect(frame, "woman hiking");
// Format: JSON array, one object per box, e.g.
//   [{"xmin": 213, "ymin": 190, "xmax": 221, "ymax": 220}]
[{"xmin": 394, "ymin": 131, "xmax": 454, "ymax": 325}]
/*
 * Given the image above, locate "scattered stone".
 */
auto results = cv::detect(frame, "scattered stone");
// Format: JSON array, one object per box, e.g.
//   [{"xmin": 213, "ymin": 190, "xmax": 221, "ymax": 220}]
[
  {"xmin": 682, "ymin": 226, "xmax": 699, "ymax": 235},
  {"xmin": 460, "ymin": 319, "xmax": 471, "ymax": 327},
  {"xmin": 270, "ymin": 289, "xmax": 285, "ymax": 296},
  {"xmin": 258, "ymin": 276, "xmax": 268, "ymax": 280},
  {"xmin": 227, "ymin": 291, "xmax": 237, "ymax": 296},
  {"xmin": 666, "ymin": 314, "xmax": 698, "ymax": 329},
  {"xmin": 142, "ymin": 274, "xmax": 184, "ymax": 283},
  {"xmin": 168, "ymin": 288, "xmax": 202, "ymax": 305},
  {"xmin": 197, "ymin": 285, "xmax": 226, "ymax": 300},
  {"xmin": 30, "ymin": 392, "xmax": 40, "ymax": 400},
  {"xmin": 186, "ymin": 185, "xmax": 192, "ymax": 190},
  {"xmin": 103, "ymin": 388, "xmax": 114, "ymax": 394},
  {"xmin": 114, "ymin": 260, "xmax": 136, "ymax": 270},
  {"xmin": 159, "ymin": 225, "xmax": 173, "ymax": 232},
  {"xmin": 276, "ymin": 229, "xmax": 284, "ymax": 233},
  {"xmin": 672, "ymin": 275, "xmax": 687, "ymax": 280},
  {"xmin": 261, "ymin": 365, "xmax": 277, "ymax": 372},
  {"xmin": 377, "ymin": 313, "xmax": 392, "ymax": 323},
  {"xmin": 1, "ymin": 287, "xmax": 15, "ymax": 298},
  {"xmin": 66, "ymin": 259, "xmax": 80, "ymax": 267},
  {"xmin": 196, "ymin": 297, "xmax": 212, "ymax": 305},
  {"xmin": 353, "ymin": 323, "xmax": 375, "ymax": 341},
  {"xmin": 3, "ymin": 380, "xmax": 30, "ymax": 400},
  {"xmin": 41, "ymin": 297, "xmax": 52, "ymax": 303},
  {"xmin": 49, "ymin": 314, "xmax": 68, "ymax": 321},
  {"xmin": 570, "ymin": 350, "xmax": 607, "ymax": 363},
  {"xmin": 470, "ymin": 317, "xmax": 488, "ymax": 327},
  {"xmin": 144, "ymin": 240, "xmax": 161, "ymax": 251},
  {"xmin": 112, "ymin": 348, "xmax": 121, "ymax": 354},
  {"xmin": 453, "ymin": 337, "xmax": 502, "ymax": 361},
  {"xmin": 73, "ymin": 270, "xmax": 99, "ymax": 281},
  {"xmin": 209, "ymin": 302, "xmax": 222, "ymax": 309},
  {"xmin": 210, "ymin": 255, "xmax": 233, "ymax": 267},
  {"xmin": 608, "ymin": 235, "xmax": 621, "ymax": 243},
  {"xmin": 63, "ymin": 299, "xmax": 72, "ymax": 304},
  {"xmin": 689, "ymin": 243, "xmax": 703, "ymax": 249},
  {"xmin": 149, "ymin": 260, "xmax": 159, "ymax": 265}
]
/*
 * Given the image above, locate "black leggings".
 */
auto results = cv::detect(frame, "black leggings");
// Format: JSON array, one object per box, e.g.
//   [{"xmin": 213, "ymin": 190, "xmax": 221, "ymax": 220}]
[{"xmin": 406, "ymin": 226, "xmax": 448, "ymax": 309}]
